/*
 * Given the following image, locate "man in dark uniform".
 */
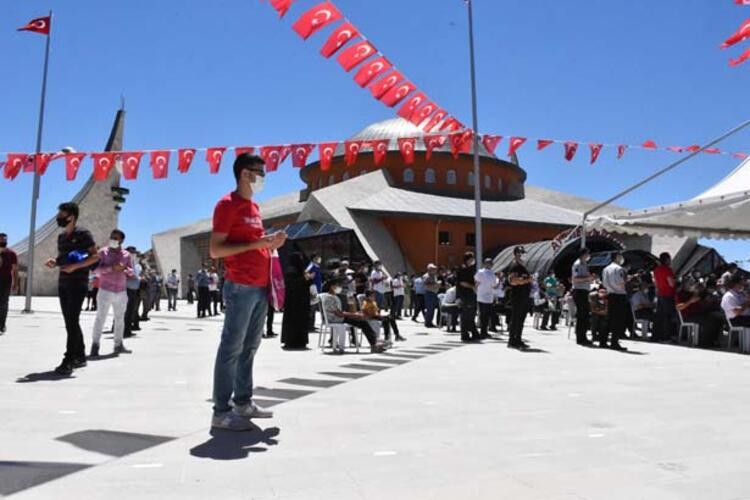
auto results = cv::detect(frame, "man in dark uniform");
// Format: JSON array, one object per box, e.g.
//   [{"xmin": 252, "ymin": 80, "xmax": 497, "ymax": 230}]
[
  {"xmin": 507, "ymin": 246, "xmax": 533, "ymax": 349},
  {"xmin": 44, "ymin": 202, "xmax": 98, "ymax": 375},
  {"xmin": 456, "ymin": 251, "xmax": 479, "ymax": 343}
]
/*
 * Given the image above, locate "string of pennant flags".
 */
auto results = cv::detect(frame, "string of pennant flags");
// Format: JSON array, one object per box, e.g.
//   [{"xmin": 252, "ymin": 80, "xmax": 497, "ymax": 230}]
[
  {"xmin": 2, "ymin": 132, "xmax": 749, "ymax": 182},
  {"xmin": 722, "ymin": 0, "xmax": 750, "ymax": 66}
]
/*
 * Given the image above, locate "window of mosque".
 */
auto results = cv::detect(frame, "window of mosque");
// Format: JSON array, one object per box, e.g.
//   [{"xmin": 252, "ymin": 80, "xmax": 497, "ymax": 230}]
[
  {"xmin": 498, "ymin": 178, "xmax": 503, "ymax": 191},
  {"xmin": 438, "ymin": 231, "xmax": 451, "ymax": 246},
  {"xmin": 468, "ymin": 172, "xmax": 475, "ymax": 186},
  {"xmin": 342, "ymin": 172, "xmax": 350, "ymax": 181},
  {"xmin": 446, "ymin": 169, "xmax": 457, "ymax": 185},
  {"xmin": 484, "ymin": 175, "xmax": 491, "ymax": 189},
  {"xmin": 425, "ymin": 168, "xmax": 436, "ymax": 184},
  {"xmin": 466, "ymin": 233, "xmax": 476, "ymax": 247},
  {"xmin": 328, "ymin": 175, "xmax": 336, "ymax": 186},
  {"xmin": 404, "ymin": 168, "xmax": 415, "ymax": 183}
]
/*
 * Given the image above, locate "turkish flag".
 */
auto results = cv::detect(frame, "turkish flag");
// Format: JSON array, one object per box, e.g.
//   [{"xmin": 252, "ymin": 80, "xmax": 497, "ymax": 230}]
[
  {"xmin": 235, "ymin": 146, "xmax": 255, "ymax": 157},
  {"xmin": 178, "ymin": 148, "xmax": 196, "ymax": 173},
  {"xmin": 642, "ymin": 139, "xmax": 658, "ymax": 150},
  {"xmin": 617, "ymin": 144, "xmax": 628, "ymax": 160},
  {"xmin": 508, "ymin": 137, "xmax": 527, "ymax": 157},
  {"xmin": 703, "ymin": 148, "xmax": 721, "ymax": 154},
  {"xmin": 666, "ymin": 146, "xmax": 684, "ymax": 153},
  {"xmin": 685, "ymin": 145, "xmax": 701, "ymax": 153},
  {"xmin": 292, "ymin": 1, "xmax": 342, "ymax": 39},
  {"xmin": 206, "ymin": 147, "xmax": 226, "ymax": 174},
  {"xmin": 150, "ymin": 151, "xmax": 170, "ymax": 179},
  {"xmin": 369, "ymin": 70, "xmax": 404, "ymax": 99},
  {"xmin": 380, "ymin": 81, "xmax": 416, "ymax": 107},
  {"xmin": 563, "ymin": 142, "xmax": 579, "ymax": 162},
  {"xmin": 18, "ymin": 16, "xmax": 51, "ymax": 35},
  {"xmin": 482, "ymin": 135, "xmax": 502, "ymax": 155},
  {"xmin": 121, "ymin": 152, "xmax": 144, "ymax": 180},
  {"xmin": 319, "ymin": 142, "xmax": 338, "ymax": 171},
  {"xmin": 730, "ymin": 46, "xmax": 750, "ymax": 66},
  {"xmin": 344, "ymin": 141, "xmax": 363, "ymax": 166},
  {"xmin": 64, "ymin": 153, "xmax": 86, "ymax": 181},
  {"xmin": 260, "ymin": 146, "xmax": 283, "ymax": 172},
  {"xmin": 736, "ymin": 0, "xmax": 750, "ymax": 4},
  {"xmin": 280, "ymin": 146, "xmax": 292, "ymax": 164},
  {"xmin": 422, "ymin": 109, "xmax": 447, "ymax": 133},
  {"xmin": 22, "ymin": 155, "xmax": 35, "ymax": 173},
  {"xmin": 291, "ymin": 144, "xmax": 314, "ymax": 168},
  {"xmin": 25, "ymin": 154, "xmax": 52, "ymax": 175},
  {"xmin": 397, "ymin": 93, "xmax": 427, "ymax": 121},
  {"xmin": 397, "ymin": 138, "xmax": 417, "ymax": 165},
  {"xmin": 450, "ymin": 131, "xmax": 473, "ymax": 159},
  {"xmin": 337, "ymin": 41, "xmax": 376, "ymax": 72},
  {"xmin": 409, "ymin": 101, "xmax": 437, "ymax": 126},
  {"xmin": 440, "ymin": 118, "xmax": 464, "ymax": 132},
  {"xmin": 720, "ymin": 19, "xmax": 750, "ymax": 49},
  {"xmin": 320, "ymin": 22, "xmax": 360, "ymax": 58},
  {"xmin": 269, "ymin": 0, "xmax": 294, "ymax": 18},
  {"xmin": 733, "ymin": 152, "xmax": 749, "ymax": 160},
  {"xmin": 424, "ymin": 135, "xmax": 447, "ymax": 161},
  {"xmin": 91, "ymin": 152, "xmax": 116, "ymax": 181},
  {"xmin": 589, "ymin": 144, "xmax": 603, "ymax": 165},
  {"xmin": 370, "ymin": 139, "xmax": 390, "ymax": 166},
  {"xmin": 354, "ymin": 57, "xmax": 392, "ymax": 87},
  {"xmin": 537, "ymin": 139, "xmax": 554, "ymax": 150},
  {"xmin": 4, "ymin": 154, "xmax": 28, "ymax": 180}
]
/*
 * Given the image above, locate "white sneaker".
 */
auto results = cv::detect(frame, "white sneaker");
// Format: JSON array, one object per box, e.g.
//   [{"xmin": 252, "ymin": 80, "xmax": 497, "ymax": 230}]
[
  {"xmin": 211, "ymin": 411, "xmax": 255, "ymax": 431},
  {"xmin": 233, "ymin": 402, "xmax": 274, "ymax": 419}
]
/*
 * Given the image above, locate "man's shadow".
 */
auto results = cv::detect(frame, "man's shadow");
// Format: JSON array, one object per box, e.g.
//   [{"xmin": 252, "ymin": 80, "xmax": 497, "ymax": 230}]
[
  {"xmin": 16, "ymin": 371, "xmax": 74, "ymax": 383},
  {"xmin": 190, "ymin": 425, "xmax": 280, "ymax": 461}
]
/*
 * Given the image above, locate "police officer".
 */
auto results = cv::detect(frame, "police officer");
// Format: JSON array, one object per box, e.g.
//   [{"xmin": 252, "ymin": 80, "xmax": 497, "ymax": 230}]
[{"xmin": 507, "ymin": 246, "xmax": 533, "ymax": 349}]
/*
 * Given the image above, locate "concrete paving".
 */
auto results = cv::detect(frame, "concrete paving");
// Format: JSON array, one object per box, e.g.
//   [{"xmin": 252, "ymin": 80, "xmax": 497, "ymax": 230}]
[{"xmin": 1, "ymin": 296, "xmax": 750, "ymax": 499}]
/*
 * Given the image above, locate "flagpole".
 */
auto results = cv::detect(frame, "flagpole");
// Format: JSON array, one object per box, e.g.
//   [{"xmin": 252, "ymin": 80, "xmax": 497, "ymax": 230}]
[
  {"xmin": 23, "ymin": 10, "xmax": 52, "ymax": 313},
  {"xmin": 466, "ymin": 0, "xmax": 483, "ymax": 270}
]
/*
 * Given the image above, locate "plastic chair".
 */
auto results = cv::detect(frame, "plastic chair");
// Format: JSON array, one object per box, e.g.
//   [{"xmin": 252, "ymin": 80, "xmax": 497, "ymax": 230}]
[
  {"xmin": 631, "ymin": 307, "xmax": 652, "ymax": 339},
  {"xmin": 318, "ymin": 293, "xmax": 362, "ymax": 353},
  {"xmin": 725, "ymin": 317, "xmax": 750, "ymax": 353},
  {"xmin": 677, "ymin": 310, "xmax": 699, "ymax": 347}
]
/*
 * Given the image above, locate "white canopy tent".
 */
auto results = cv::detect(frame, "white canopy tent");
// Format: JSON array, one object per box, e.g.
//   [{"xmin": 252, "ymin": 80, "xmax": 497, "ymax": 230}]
[{"xmin": 588, "ymin": 156, "xmax": 750, "ymax": 240}]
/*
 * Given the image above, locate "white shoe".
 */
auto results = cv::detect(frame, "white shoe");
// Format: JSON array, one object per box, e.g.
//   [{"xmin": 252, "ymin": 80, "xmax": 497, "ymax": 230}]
[
  {"xmin": 233, "ymin": 402, "xmax": 274, "ymax": 419},
  {"xmin": 211, "ymin": 411, "xmax": 254, "ymax": 431}
]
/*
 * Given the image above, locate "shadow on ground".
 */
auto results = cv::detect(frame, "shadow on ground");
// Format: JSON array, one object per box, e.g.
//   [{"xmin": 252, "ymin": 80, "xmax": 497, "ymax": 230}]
[
  {"xmin": 190, "ymin": 426, "xmax": 281, "ymax": 461},
  {"xmin": 16, "ymin": 371, "xmax": 74, "ymax": 383}
]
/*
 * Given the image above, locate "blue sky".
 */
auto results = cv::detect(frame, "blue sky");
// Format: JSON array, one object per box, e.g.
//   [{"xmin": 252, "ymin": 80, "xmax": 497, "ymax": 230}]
[{"xmin": 2, "ymin": 1, "xmax": 749, "ymax": 264}]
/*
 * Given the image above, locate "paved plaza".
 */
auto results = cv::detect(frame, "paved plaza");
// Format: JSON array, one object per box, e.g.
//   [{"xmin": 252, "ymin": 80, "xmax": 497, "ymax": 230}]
[{"xmin": 1, "ymin": 297, "xmax": 749, "ymax": 499}]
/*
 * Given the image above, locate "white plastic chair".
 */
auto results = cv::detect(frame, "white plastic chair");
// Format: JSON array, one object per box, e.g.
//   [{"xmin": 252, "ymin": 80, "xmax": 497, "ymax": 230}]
[
  {"xmin": 631, "ymin": 307, "xmax": 652, "ymax": 339},
  {"xmin": 725, "ymin": 317, "xmax": 750, "ymax": 353},
  {"xmin": 677, "ymin": 310, "xmax": 699, "ymax": 347},
  {"xmin": 318, "ymin": 293, "xmax": 363, "ymax": 353}
]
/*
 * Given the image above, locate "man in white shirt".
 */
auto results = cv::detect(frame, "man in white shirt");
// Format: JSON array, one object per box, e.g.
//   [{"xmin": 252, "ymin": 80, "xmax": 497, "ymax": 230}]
[
  {"xmin": 475, "ymin": 258, "xmax": 499, "ymax": 338},
  {"xmin": 602, "ymin": 252, "xmax": 628, "ymax": 350},
  {"xmin": 166, "ymin": 269, "xmax": 180, "ymax": 312},
  {"xmin": 721, "ymin": 273, "xmax": 750, "ymax": 326},
  {"xmin": 440, "ymin": 282, "xmax": 460, "ymax": 332},
  {"xmin": 390, "ymin": 273, "xmax": 405, "ymax": 319},
  {"xmin": 571, "ymin": 248, "xmax": 594, "ymax": 346},
  {"xmin": 370, "ymin": 261, "xmax": 387, "ymax": 309}
]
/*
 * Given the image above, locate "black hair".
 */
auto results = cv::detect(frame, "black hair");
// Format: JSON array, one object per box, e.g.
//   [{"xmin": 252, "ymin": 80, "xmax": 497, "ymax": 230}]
[
  {"xmin": 463, "ymin": 251, "xmax": 475, "ymax": 263},
  {"xmin": 659, "ymin": 252, "xmax": 671, "ymax": 264},
  {"xmin": 111, "ymin": 229, "xmax": 125, "ymax": 241},
  {"xmin": 58, "ymin": 201, "xmax": 79, "ymax": 219},
  {"xmin": 727, "ymin": 272, "xmax": 744, "ymax": 288},
  {"xmin": 233, "ymin": 153, "xmax": 265, "ymax": 182},
  {"xmin": 323, "ymin": 279, "xmax": 341, "ymax": 292},
  {"xmin": 580, "ymin": 247, "xmax": 591, "ymax": 257}
]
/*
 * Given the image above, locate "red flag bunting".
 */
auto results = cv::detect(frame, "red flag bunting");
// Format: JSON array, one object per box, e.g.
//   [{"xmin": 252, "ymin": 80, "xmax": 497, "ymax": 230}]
[
  {"xmin": 733, "ymin": 152, "xmax": 749, "ymax": 159},
  {"xmin": 720, "ymin": 19, "xmax": 750, "ymax": 49},
  {"xmin": 260, "ymin": 146, "xmax": 284, "ymax": 172},
  {"xmin": 344, "ymin": 141, "xmax": 363, "ymax": 166},
  {"xmin": 64, "ymin": 153, "xmax": 86, "ymax": 181},
  {"xmin": 736, "ymin": 0, "xmax": 750, "ymax": 4},
  {"xmin": 320, "ymin": 22, "xmax": 360, "ymax": 58},
  {"xmin": 666, "ymin": 146, "xmax": 684, "ymax": 153},
  {"xmin": 337, "ymin": 41, "xmax": 376, "ymax": 72},
  {"xmin": 642, "ymin": 140, "xmax": 658, "ymax": 150},
  {"xmin": 28, "ymin": 154, "xmax": 52, "ymax": 175},
  {"xmin": 22, "ymin": 155, "xmax": 35, "ymax": 173},
  {"xmin": 178, "ymin": 149, "xmax": 196, "ymax": 173},
  {"xmin": 397, "ymin": 92, "xmax": 427, "ymax": 121},
  {"xmin": 206, "ymin": 147, "xmax": 226, "ymax": 174},
  {"xmin": 18, "ymin": 16, "xmax": 51, "ymax": 35},
  {"xmin": 422, "ymin": 109, "xmax": 447, "ymax": 133},
  {"xmin": 617, "ymin": 144, "xmax": 628, "ymax": 159},
  {"xmin": 730, "ymin": 46, "xmax": 750, "ymax": 66},
  {"xmin": 280, "ymin": 146, "xmax": 292, "ymax": 164},
  {"xmin": 91, "ymin": 152, "xmax": 116, "ymax": 181},
  {"xmin": 439, "ymin": 118, "xmax": 463, "ymax": 132},
  {"xmin": 353, "ymin": 57, "xmax": 392, "ymax": 87},
  {"xmin": 381, "ymin": 81, "xmax": 416, "ymax": 107},
  {"xmin": 235, "ymin": 147, "xmax": 255, "ymax": 157},
  {"xmin": 537, "ymin": 139, "xmax": 554, "ymax": 150},
  {"xmin": 409, "ymin": 101, "xmax": 437, "ymax": 126},
  {"xmin": 370, "ymin": 139, "xmax": 390, "ymax": 166},
  {"xmin": 150, "ymin": 151, "xmax": 170, "ymax": 180},
  {"xmin": 589, "ymin": 143, "xmax": 603, "ymax": 165},
  {"xmin": 269, "ymin": 0, "xmax": 294, "ymax": 18},
  {"xmin": 424, "ymin": 135, "xmax": 447, "ymax": 161},
  {"xmin": 482, "ymin": 135, "xmax": 502, "ymax": 155},
  {"xmin": 4, "ymin": 154, "xmax": 28, "ymax": 180},
  {"xmin": 507, "ymin": 137, "xmax": 527, "ymax": 157},
  {"xmin": 685, "ymin": 145, "xmax": 701, "ymax": 152},
  {"xmin": 369, "ymin": 71, "xmax": 404, "ymax": 99},
  {"xmin": 319, "ymin": 142, "xmax": 338, "ymax": 171},
  {"xmin": 450, "ymin": 131, "xmax": 473, "ymax": 159},
  {"xmin": 291, "ymin": 144, "xmax": 315, "ymax": 168},
  {"xmin": 704, "ymin": 148, "xmax": 721, "ymax": 154},
  {"xmin": 564, "ymin": 142, "xmax": 579, "ymax": 161},
  {"xmin": 121, "ymin": 152, "xmax": 144, "ymax": 180},
  {"xmin": 292, "ymin": 1, "xmax": 342, "ymax": 39},
  {"xmin": 397, "ymin": 138, "xmax": 416, "ymax": 165}
]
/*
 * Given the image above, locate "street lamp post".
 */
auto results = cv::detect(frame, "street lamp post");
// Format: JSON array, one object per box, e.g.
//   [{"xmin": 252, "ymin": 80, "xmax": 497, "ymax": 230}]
[{"xmin": 466, "ymin": 0, "xmax": 483, "ymax": 271}]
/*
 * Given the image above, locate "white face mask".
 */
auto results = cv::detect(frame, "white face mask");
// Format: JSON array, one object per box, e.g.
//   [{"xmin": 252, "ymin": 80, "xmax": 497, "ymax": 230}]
[
  {"xmin": 250, "ymin": 175, "xmax": 265, "ymax": 195},
  {"xmin": 108, "ymin": 239, "xmax": 120, "ymax": 249},
  {"xmin": 333, "ymin": 286, "xmax": 343, "ymax": 295}
]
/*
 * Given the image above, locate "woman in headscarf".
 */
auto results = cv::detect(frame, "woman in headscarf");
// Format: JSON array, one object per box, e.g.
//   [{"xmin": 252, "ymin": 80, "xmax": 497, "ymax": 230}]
[{"xmin": 281, "ymin": 252, "xmax": 312, "ymax": 349}]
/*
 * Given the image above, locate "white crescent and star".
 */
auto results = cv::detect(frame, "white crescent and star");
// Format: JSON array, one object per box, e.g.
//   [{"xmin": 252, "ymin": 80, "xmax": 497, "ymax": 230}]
[
  {"xmin": 32, "ymin": 20, "xmax": 47, "ymax": 29},
  {"xmin": 312, "ymin": 9, "xmax": 333, "ymax": 26}
]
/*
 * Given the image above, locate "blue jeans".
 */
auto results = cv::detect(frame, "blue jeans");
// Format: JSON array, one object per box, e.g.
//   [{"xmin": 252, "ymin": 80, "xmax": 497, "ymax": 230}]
[
  {"xmin": 374, "ymin": 291, "xmax": 384, "ymax": 309},
  {"xmin": 212, "ymin": 281, "xmax": 268, "ymax": 415},
  {"xmin": 424, "ymin": 291, "xmax": 438, "ymax": 326}
]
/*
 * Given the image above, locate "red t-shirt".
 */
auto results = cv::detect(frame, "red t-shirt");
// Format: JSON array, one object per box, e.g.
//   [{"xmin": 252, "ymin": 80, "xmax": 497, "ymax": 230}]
[
  {"xmin": 0, "ymin": 248, "xmax": 18, "ymax": 284},
  {"xmin": 212, "ymin": 192, "xmax": 270, "ymax": 287},
  {"xmin": 653, "ymin": 264, "xmax": 676, "ymax": 298}
]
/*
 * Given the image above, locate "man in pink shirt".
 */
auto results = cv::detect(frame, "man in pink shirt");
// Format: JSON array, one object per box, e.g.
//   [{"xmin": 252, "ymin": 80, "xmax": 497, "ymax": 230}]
[{"xmin": 86, "ymin": 230, "xmax": 134, "ymax": 356}]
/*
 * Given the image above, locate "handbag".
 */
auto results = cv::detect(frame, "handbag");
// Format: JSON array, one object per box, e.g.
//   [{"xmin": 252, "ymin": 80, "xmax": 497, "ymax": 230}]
[{"xmin": 267, "ymin": 249, "xmax": 286, "ymax": 312}]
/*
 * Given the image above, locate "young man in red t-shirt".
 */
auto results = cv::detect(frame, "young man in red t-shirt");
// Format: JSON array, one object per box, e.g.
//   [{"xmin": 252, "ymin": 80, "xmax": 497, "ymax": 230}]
[
  {"xmin": 210, "ymin": 154, "xmax": 287, "ymax": 431},
  {"xmin": 652, "ymin": 252, "xmax": 677, "ymax": 342}
]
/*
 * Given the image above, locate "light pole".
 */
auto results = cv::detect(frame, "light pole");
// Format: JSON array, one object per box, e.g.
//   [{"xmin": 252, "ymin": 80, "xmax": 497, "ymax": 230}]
[{"xmin": 466, "ymin": 0, "xmax": 483, "ymax": 271}]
